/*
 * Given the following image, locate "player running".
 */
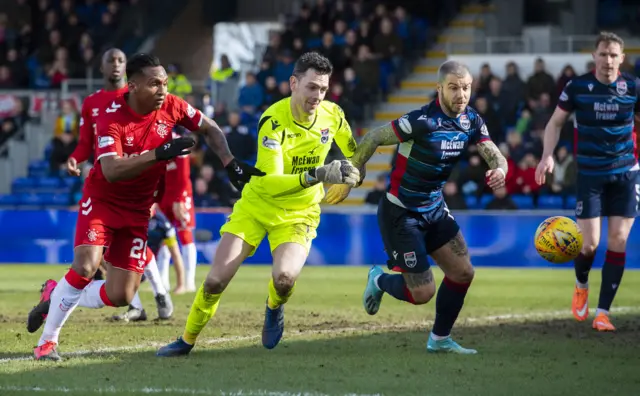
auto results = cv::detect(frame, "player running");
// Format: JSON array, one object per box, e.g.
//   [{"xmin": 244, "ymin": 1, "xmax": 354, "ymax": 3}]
[
  {"xmin": 112, "ymin": 206, "xmax": 183, "ymax": 321},
  {"xmin": 31, "ymin": 54, "xmax": 263, "ymax": 361},
  {"xmin": 535, "ymin": 32, "xmax": 639, "ymax": 331},
  {"xmin": 157, "ymin": 52, "xmax": 360, "ymax": 356},
  {"xmin": 157, "ymin": 135, "xmax": 194, "ymax": 293},
  {"xmin": 326, "ymin": 60, "xmax": 507, "ymax": 354}
]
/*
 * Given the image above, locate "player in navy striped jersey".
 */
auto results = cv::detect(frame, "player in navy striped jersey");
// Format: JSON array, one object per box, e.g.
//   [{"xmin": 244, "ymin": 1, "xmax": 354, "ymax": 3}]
[
  {"xmin": 536, "ymin": 32, "xmax": 639, "ymax": 331},
  {"xmin": 327, "ymin": 61, "xmax": 508, "ymax": 354}
]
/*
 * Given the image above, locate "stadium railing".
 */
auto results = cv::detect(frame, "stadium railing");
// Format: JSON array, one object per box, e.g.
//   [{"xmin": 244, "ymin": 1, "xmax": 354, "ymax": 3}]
[{"xmin": 440, "ymin": 35, "xmax": 600, "ymax": 54}]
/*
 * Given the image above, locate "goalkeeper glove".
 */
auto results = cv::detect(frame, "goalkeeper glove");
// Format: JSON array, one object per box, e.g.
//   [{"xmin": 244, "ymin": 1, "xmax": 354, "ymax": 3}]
[
  {"xmin": 305, "ymin": 160, "xmax": 360, "ymax": 187},
  {"xmin": 155, "ymin": 137, "xmax": 195, "ymax": 161},
  {"xmin": 225, "ymin": 158, "xmax": 266, "ymax": 190}
]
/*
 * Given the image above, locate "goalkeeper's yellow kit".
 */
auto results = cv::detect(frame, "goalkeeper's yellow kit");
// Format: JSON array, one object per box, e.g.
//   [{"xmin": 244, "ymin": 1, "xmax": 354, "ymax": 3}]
[{"xmin": 219, "ymin": 97, "xmax": 356, "ymax": 254}]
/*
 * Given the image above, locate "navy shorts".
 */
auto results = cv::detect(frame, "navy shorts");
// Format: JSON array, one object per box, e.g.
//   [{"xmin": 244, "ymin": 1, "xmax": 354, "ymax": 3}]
[
  {"xmin": 575, "ymin": 170, "xmax": 639, "ymax": 219},
  {"xmin": 377, "ymin": 196, "xmax": 460, "ymax": 273}
]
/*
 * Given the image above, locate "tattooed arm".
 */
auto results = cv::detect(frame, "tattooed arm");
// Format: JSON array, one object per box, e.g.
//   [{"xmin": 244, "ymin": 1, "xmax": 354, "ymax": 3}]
[
  {"xmin": 477, "ymin": 140, "xmax": 508, "ymax": 190},
  {"xmin": 324, "ymin": 122, "xmax": 400, "ymax": 204},
  {"xmin": 350, "ymin": 123, "xmax": 401, "ymax": 180}
]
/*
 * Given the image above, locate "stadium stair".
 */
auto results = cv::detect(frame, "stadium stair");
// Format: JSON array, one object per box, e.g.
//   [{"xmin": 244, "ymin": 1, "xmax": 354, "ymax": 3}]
[{"xmin": 340, "ymin": 3, "xmax": 494, "ymax": 206}]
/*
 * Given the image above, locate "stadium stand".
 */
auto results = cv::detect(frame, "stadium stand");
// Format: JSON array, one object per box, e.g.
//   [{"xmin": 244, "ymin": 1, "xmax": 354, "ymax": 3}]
[{"xmin": 1, "ymin": 0, "xmax": 639, "ymax": 210}]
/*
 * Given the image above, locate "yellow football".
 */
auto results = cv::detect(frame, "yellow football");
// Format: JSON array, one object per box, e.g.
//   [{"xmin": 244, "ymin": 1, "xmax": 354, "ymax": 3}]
[{"xmin": 534, "ymin": 216, "xmax": 583, "ymax": 264}]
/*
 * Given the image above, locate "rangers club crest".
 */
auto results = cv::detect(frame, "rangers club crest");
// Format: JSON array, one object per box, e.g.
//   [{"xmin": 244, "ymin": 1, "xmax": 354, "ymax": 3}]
[
  {"xmin": 156, "ymin": 120, "xmax": 169, "ymax": 138},
  {"xmin": 125, "ymin": 135, "xmax": 134, "ymax": 146},
  {"xmin": 459, "ymin": 114, "xmax": 470, "ymax": 130},
  {"xmin": 87, "ymin": 228, "xmax": 98, "ymax": 242},
  {"xmin": 616, "ymin": 81, "xmax": 627, "ymax": 95},
  {"xmin": 320, "ymin": 128, "xmax": 330, "ymax": 144}
]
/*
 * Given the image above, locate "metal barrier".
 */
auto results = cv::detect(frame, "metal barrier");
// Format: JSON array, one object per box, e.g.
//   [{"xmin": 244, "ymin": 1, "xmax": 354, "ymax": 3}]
[{"xmin": 442, "ymin": 35, "xmax": 599, "ymax": 54}]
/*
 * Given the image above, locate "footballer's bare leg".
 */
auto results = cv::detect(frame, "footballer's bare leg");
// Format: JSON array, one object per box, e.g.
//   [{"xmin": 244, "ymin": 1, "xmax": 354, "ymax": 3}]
[
  {"xmin": 32, "ymin": 245, "xmax": 103, "ymax": 361},
  {"xmin": 593, "ymin": 216, "xmax": 634, "ymax": 331},
  {"xmin": 572, "ymin": 218, "xmax": 600, "ymax": 321},
  {"xmin": 427, "ymin": 232, "xmax": 477, "ymax": 354},
  {"xmin": 262, "ymin": 242, "xmax": 309, "ymax": 349},
  {"xmin": 157, "ymin": 233, "xmax": 253, "ymax": 357}
]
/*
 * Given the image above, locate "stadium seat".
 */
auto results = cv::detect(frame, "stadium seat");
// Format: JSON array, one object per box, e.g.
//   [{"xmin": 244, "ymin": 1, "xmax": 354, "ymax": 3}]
[
  {"xmin": 511, "ymin": 194, "xmax": 534, "ymax": 209},
  {"xmin": 564, "ymin": 195, "xmax": 577, "ymax": 210},
  {"xmin": 464, "ymin": 194, "xmax": 481, "ymax": 209},
  {"xmin": 479, "ymin": 194, "xmax": 494, "ymax": 208},
  {"xmin": 0, "ymin": 194, "xmax": 17, "ymax": 206},
  {"xmin": 537, "ymin": 195, "xmax": 564, "ymax": 209},
  {"xmin": 37, "ymin": 177, "xmax": 63, "ymax": 190},
  {"xmin": 11, "ymin": 177, "xmax": 37, "ymax": 194},
  {"xmin": 28, "ymin": 160, "xmax": 50, "ymax": 178}
]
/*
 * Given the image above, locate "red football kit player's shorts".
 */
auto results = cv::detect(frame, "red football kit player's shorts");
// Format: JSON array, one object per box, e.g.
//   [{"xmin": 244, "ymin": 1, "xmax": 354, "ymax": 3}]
[
  {"xmin": 160, "ymin": 194, "xmax": 194, "ymax": 244},
  {"xmin": 74, "ymin": 195, "xmax": 150, "ymax": 274}
]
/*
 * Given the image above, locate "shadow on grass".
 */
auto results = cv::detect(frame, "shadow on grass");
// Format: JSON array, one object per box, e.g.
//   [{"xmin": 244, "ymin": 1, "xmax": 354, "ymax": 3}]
[{"xmin": 1, "ymin": 314, "xmax": 639, "ymax": 396}]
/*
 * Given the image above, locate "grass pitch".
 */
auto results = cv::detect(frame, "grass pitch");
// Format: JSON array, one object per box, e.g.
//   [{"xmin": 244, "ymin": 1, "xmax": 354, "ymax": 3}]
[{"xmin": 0, "ymin": 265, "xmax": 639, "ymax": 396}]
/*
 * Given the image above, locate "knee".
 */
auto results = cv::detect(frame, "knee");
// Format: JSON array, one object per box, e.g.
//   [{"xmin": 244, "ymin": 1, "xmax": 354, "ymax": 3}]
[
  {"xmin": 409, "ymin": 285, "xmax": 436, "ymax": 305},
  {"xmin": 581, "ymin": 243, "xmax": 598, "ymax": 257},
  {"xmin": 203, "ymin": 275, "xmax": 228, "ymax": 294},
  {"xmin": 447, "ymin": 264, "xmax": 475, "ymax": 284},
  {"xmin": 272, "ymin": 271, "xmax": 296, "ymax": 295},
  {"xmin": 71, "ymin": 250, "xmax": 101, "ymax": 278},
  {"xmin": 607, "ymin": 233, "xmax": 628, "ymax": 252},
  {"xmin": 106, "ymin": 288, "xmax": 134, "ymax": 307}
]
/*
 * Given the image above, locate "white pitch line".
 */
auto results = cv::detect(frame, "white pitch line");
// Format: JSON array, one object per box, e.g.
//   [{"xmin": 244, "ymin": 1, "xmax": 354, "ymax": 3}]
[
  {"xmin": 0, "ymin": 386, "xmax": 380, "ymax": 396},
  {"xmin": 1, "ymin": 306, "xmax": 637, "ymax": 364}
]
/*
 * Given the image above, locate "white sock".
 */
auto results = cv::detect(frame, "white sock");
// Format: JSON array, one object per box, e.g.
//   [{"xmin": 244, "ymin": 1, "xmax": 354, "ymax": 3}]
[
  {"xmin": 144, "ymin": 255, "xmax": 167, "ymax": 297},
  {"xmin": 430, "ymin": 332, "xmax": 449, "ymax": 341},
  {"xmin": 576, "ymin": 280, "xmax": 589, "ymax": 289},
  {"xmin": 182, "ymin": 243, "xmax": 197, "ymax": 290},
  {"xmin": 130, "ymin": 292, "xmax": 143, "ymax": 310},
  {"xmin": 156, "ymin": 245, "xmax": 171, "ymax": 290},
  {"xmin": 77, "ymin": 280, "xmax": 107, "ymax": 309},
  {"xmin": 38, "ymin": 276, "xmax": 83, "ymax": 346},
  {"xmin": 596, "ymin": 308, "xmax": 609, "ymax": 316}
]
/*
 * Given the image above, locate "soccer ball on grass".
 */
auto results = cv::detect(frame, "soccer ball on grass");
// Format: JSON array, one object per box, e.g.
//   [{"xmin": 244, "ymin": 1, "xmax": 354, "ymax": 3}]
[{"xmin": 534, "ymin": 216, "xmax": 583, "ymax": 264}]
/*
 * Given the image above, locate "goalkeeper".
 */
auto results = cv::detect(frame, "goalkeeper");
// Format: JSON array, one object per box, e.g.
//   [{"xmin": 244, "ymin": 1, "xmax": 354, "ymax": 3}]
[{"xmin": 157, "ymin": 52, "xmax": 359, "ymax": 356}]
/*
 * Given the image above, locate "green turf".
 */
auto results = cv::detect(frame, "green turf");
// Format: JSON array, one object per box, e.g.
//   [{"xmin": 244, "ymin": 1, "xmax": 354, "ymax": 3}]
[{"xmin": 0, "ymin": 265, "xmax": 639, "ymax": 396}]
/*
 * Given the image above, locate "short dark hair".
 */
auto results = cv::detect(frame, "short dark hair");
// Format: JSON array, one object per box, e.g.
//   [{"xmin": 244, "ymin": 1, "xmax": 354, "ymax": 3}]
[
  {"xmin": 126, "ymin": 53, "xmax": 162, "ymax": 79},
  {"xmin": 595, "ymin": 31, "xmax": 624, "ymax": 50},
  {"xmin": 438, "ymin": 60, "xmax": 471, "ymax": 83},
  {"xmin": 293, "ymin": 52, "xmax": 333, "ymax": 79}
]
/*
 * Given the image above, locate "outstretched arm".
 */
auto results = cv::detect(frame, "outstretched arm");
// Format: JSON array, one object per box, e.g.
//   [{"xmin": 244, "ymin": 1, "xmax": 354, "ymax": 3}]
[
  {"xmin": 350, "ymin": 123, "xmax": 400, "ymax": 175},
  {"xmin": 194, "ymin": 115, "xmax": 234, "ymax": 167}
]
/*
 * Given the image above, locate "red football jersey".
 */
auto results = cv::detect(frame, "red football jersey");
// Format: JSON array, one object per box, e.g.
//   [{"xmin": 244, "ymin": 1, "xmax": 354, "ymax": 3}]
[
  {"xmin": 163, "ymin": 131, "xmax": 193, "ymax": 203},
  {"xmin": 70, "ymin": 87, "xmax": 129, "ymax": 164},
  {"xmin": 84, "ymin": 94, "xmax": 203, "ymax": 213}
]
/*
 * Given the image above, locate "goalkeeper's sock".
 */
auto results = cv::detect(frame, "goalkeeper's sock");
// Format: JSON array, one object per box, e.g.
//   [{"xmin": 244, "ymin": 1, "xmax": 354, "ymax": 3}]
[
  {"xmin": 267, "ymin": 278, "xmax": 294, "ymax": 309},
  {"xmin": 376, "ymin": 273, "xmax": 415, "ymax": 303},
  {"xmin": 182, "ymin": 283, "xmax": 221, "ymax": 345}
]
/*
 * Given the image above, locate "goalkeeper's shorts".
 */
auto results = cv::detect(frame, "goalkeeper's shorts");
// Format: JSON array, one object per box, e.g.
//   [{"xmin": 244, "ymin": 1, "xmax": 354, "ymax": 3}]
[{"xmin": 220, "ymin": 193, "xmax": 320, "ymax": 256}]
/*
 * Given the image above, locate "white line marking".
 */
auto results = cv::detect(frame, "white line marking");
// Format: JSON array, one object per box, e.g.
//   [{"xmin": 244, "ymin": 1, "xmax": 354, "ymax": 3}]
[
  {"xmin": 0, "ymin": 386, "xmax": 379, "ymax": 395},
  {"xmin": 1, "ymin": 306, "xmax": 637, "ymax": 365}
]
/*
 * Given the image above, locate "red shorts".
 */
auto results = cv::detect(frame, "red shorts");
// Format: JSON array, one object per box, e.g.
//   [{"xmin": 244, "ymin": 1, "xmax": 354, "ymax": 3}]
[
  {"xmin": 160, "ymin": 195, "xmax": 195, "ymax": 230},
  {"xmin": 74, "ymin": 195, "xmax": 150, "ymax": 274}
]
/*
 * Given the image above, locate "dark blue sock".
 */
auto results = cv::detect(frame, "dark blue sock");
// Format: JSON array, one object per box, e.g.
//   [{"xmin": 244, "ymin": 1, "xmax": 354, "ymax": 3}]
[
  {"xmin": 377, "ymin": 273, "xmax": 414, "ymax": 303},
  {"xmin": 598, "ymin": 250, "xmax": 625, "ymax": 311},
  {"xmin": 432, "ymin": 277, "xmax": 471, "ymax": 337},
  {"xmin": 574, "ymin": 253, "xmax": 595, "ymax": 284}
]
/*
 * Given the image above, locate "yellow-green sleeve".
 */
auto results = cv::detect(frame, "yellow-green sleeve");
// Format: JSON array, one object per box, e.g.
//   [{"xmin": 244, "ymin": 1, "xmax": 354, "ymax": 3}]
[
  {"xmin": 251, "ymin": 115, "xmax": 307, "ymax": 197},
  {"xmin": 332, "ymin": 106, "xmax": 357, "ymax": 158}
]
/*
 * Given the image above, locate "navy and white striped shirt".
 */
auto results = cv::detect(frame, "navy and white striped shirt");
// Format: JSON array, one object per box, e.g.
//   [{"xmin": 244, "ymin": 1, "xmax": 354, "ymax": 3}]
[{"xmin": 558, "ymin": 72, "xmax": 639, "ymax": 175}]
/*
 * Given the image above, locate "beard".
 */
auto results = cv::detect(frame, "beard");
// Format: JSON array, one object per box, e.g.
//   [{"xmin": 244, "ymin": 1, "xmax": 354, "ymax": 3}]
[{"xmin": 439, "ymin": 94, "xmax": 467, "ymax": 116}]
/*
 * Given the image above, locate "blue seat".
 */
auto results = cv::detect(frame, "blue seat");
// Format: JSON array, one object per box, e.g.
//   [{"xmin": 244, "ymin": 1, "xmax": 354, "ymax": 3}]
[
  {"xmin": 12, "ymin": 177, "xmax": 37, "ymax": 194},
  {"xmin": 51, "ymin": 193, "xmax": 71, "ymax": 206},
  {"xmin": 511, "ymin": 194, "xmax": 534, "ymax": 209},
  {"xmin": 479, "ymin": 194, "xmax": 495, "ymax": 208},
  {"xmin": 17, "ymin": 192, "xmax": 46, "ymax": 206},
  {"xmin": 37, "ymin": 177, "xmax": 63, "ymax": 189},
  {"xmin": 0, "ymin": 194, "xmax": 17, "ymax": 205},
  {"xmin": 537, "ymin": 195, "xmax": 564, "ymax": 209},
  {"xmin": 28, "ymin": 160, "xmax": 49, "ymax": 177},
  {"xmin": 564, "ymin": 195, "xmax": 577, "ymax": 210},
  {"xmin": 464, "ymin": 195, "xmax": 480, "ymax": 209}
]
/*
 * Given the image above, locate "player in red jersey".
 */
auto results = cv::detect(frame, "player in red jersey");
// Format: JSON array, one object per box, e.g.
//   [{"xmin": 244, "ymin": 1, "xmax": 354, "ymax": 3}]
[
  {"xmin": 67, "ymin": 48, "xmax": 128, "ymax": 176},
  {"xmin": 32, "ymin": 54, "xmax": 264, "ymax": 361},
  {"xmin": 158, "ymin": 134, "xmax": 193, "ymax": 293}
]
